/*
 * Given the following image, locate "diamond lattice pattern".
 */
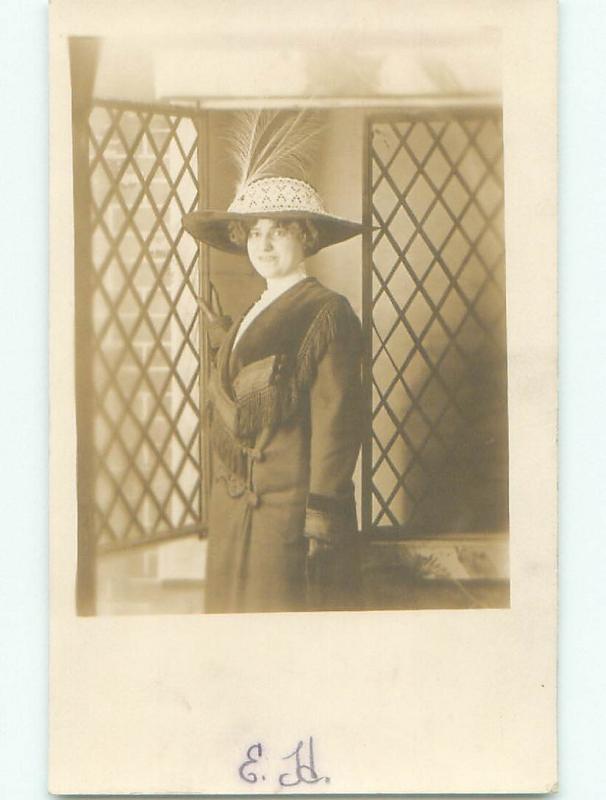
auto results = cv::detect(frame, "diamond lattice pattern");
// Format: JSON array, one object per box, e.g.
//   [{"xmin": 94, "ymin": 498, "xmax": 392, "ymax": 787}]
[
  {"xmin": 368, "ymin": 113, "xmax": 508, "ymax": 535},
  {"xmin": 87, "ymin": 106, "xmax": 202, "ymax": 551}
]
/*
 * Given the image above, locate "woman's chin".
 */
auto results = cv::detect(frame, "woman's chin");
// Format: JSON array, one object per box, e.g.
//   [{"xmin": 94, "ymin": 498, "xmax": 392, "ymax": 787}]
[
  {"xmin": 253, "ymin": 269, "xmax": 274, "ymax": 280},
  {"xmin": 252, "ymin": 263, "xmax": 284, "ymax": 280}
]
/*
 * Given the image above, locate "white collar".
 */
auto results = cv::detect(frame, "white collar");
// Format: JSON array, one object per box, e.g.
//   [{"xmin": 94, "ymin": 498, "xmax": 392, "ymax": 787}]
[{"xmin": 261, "ymin": 268, "xmax": 308, "ymax": 302}]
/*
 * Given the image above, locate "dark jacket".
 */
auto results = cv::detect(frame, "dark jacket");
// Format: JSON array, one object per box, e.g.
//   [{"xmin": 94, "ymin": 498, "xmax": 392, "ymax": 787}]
[{"xmin": 204, "ymin": 277, "xmax": 363, "ymax": 613}]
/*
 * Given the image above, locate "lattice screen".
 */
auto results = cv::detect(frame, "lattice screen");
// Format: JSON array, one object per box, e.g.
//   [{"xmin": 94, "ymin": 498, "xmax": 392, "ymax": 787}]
[
  {"xmin": 85, "ymin": 102, "xmax": 206, "ymax": 552},
  {"xmin": 364, "ymin": 110, "xmax": 509, "ymax": 537}
]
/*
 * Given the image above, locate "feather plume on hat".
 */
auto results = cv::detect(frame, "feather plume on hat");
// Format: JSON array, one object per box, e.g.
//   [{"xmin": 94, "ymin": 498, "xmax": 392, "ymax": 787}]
[
  {"xmin": 182, "ymin": 109, "xmax": 366, "ymax": 255},
  {"xmin": 229, "ymin": 109, "xmax": 324, "ymax": 198}
]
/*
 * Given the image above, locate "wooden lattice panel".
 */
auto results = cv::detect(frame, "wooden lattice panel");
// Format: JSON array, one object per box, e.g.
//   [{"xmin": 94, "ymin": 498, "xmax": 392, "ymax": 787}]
[
  {"xmin": 364, "ymin": 110, "xmax": 508, "ymax": 537},
  {"xmin": 85, "ymin": 103, "xmax": 204, "ymax": 551}
]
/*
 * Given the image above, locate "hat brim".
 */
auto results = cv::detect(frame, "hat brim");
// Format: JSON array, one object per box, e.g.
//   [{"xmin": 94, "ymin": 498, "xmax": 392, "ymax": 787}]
[{"xmin": 182, "ymin": 209, "xmax": 367, "ymax": 255}]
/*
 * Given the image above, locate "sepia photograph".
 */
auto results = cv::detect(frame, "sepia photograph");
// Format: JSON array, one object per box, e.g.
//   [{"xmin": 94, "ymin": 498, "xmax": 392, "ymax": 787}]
[
  {"xmin": 49, "ymin": 0, "xmax": 557, "ymax": 794},
  {"xmin": 71, "ymin": 31, "xmax": 509, "ymax": 617}
]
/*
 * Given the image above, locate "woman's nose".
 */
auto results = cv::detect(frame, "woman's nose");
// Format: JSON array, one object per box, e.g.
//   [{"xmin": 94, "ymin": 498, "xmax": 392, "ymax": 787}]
[{"xmin": 261, "ymin": 235, "xmax": 273, "ymax": 251}]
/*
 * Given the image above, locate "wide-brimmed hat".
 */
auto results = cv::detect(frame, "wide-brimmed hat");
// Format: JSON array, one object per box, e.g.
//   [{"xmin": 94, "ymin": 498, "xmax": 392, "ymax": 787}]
[
  {"xmin": 182, "ymin": 176, "xmax": 366, "ymax": 255},
  {"xmin": 181, "ymin": 110, "xmax": 366, "ymax": 256}
]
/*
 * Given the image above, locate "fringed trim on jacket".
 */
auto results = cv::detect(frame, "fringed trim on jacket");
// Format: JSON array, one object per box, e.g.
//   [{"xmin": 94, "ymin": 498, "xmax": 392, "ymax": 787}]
[
  {"xmin": 295, "ymin": 295, "xmax": 358, "ymax": 388},
  {"xmin": 207, "ymin": 405, "xmax": 249, "ymax": 477},
  {"xmin": 236, "ymin": 296, "xmax": 359, "ymax": 435},
  {"xmin": 208, "ymin": 294, "xmax": 361, "ymax": 467},
  {"xmin": 236, "ymin": 379, "xmax": 299, "ymax": 437}
]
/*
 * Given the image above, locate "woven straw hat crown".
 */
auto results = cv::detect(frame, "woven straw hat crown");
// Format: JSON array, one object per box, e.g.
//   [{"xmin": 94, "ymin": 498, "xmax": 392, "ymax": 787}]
[{"xmin": 228, "ymin": 176, "xmax": 326, "ymax": 215}]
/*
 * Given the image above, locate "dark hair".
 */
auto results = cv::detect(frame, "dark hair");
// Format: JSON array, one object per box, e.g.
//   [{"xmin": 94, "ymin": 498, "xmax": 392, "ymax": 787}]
[{"xmin": 227, "ymin": 219, "xmax": 320, "ymax": 255}]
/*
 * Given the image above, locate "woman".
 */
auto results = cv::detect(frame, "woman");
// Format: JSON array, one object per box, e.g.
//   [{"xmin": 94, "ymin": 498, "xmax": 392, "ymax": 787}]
[{"xmin": 182, "ymin": 114, "xmax": 366, "ymax": 613}]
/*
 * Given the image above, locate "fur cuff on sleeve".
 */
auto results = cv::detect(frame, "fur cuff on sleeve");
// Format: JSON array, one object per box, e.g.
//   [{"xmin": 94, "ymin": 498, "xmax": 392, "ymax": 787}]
[{"xmin": 304, "ymin": 493, "xmax": 357, "ymax": 544}]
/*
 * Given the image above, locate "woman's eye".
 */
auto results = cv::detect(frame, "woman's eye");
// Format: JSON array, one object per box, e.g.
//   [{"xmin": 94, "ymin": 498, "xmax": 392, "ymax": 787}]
[{"xmin": 272, "ymin": 228, "xmax": 287, "ymax": 238}]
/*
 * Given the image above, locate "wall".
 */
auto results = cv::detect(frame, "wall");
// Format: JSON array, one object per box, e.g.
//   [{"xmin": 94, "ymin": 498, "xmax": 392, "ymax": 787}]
[
  {"xmin": 96, "ymin": 536, "xmax": 205, "ymax": 615},
  {"xmin": 89, "ymin": 29, "xmax": 501, "ymax": 103}
]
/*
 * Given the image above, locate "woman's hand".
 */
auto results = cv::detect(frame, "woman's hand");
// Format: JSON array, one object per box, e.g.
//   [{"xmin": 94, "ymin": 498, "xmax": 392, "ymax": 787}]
[{"xmin": 305, "ymin": 537, "xmax": 334, "ymax": 586}]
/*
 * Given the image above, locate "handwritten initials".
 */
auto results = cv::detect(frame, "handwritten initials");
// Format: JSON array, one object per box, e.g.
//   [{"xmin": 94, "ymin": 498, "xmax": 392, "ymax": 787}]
[{"xmin": 238, "ymin": 742, "xmax": 263, "ymax": 784}]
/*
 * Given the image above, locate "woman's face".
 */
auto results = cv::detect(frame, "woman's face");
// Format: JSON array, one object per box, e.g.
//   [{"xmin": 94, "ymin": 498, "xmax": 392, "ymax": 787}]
[{"xmin": 246, "ymin": 218, "xmax": 305, "ymax": 280}]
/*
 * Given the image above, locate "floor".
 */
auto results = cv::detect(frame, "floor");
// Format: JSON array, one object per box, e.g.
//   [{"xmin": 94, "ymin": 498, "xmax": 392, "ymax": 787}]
[{"xmin": 95, "ymin": 534, "xmax": 509, "ymax": 615}]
